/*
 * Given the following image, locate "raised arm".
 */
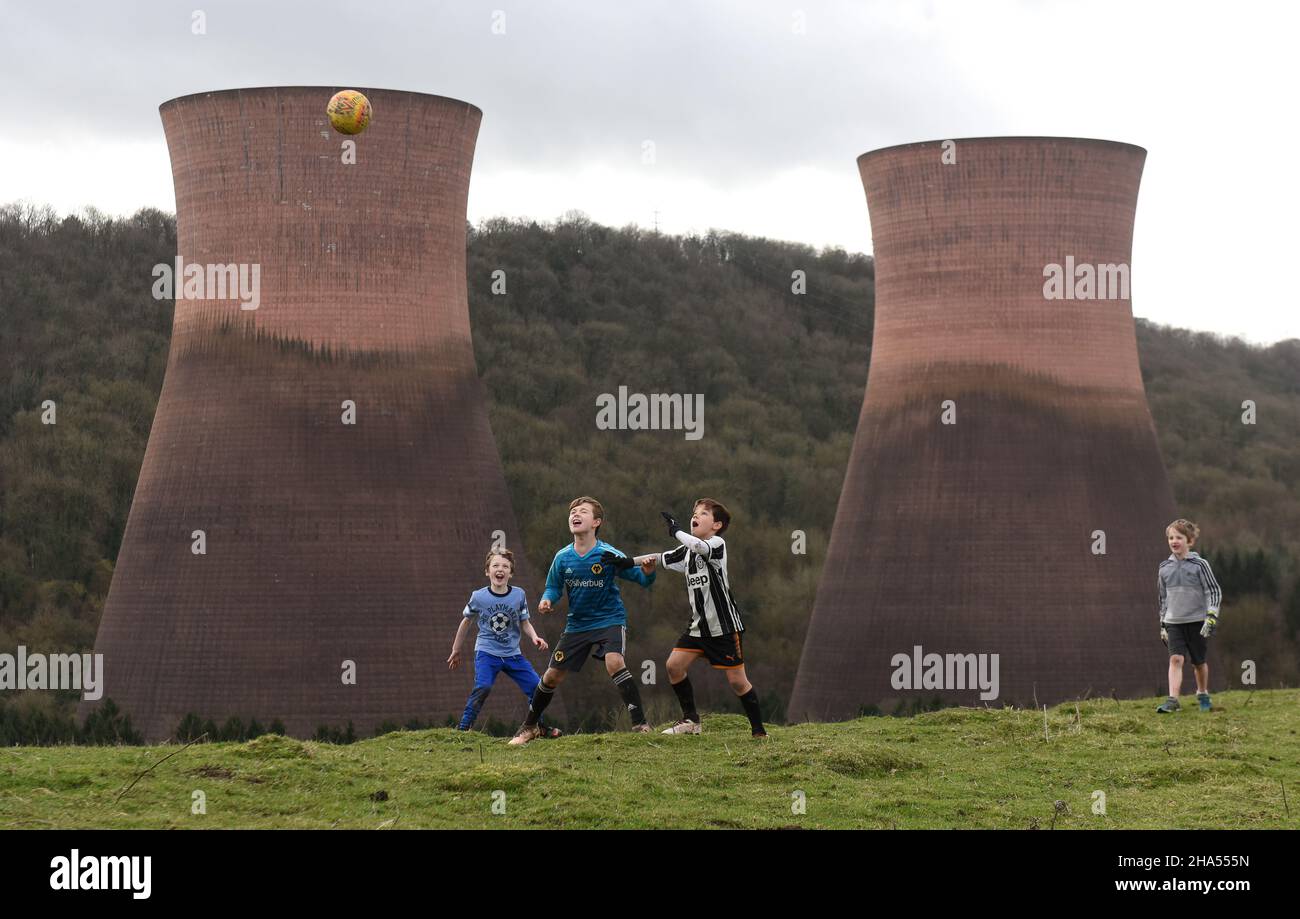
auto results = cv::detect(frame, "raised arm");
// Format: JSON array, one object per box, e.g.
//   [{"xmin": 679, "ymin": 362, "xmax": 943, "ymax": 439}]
[
  {"xmin": 659, "ymin": 543, "xmax": 691, "ymax": 573},
  {"xmin": 673, "ymin": 529, "xmax": 715, "ymax": 558},
  {"xmin": 661, "ymin": 511, "xmax": 714, "ymax": 558},
  {"xmin": 618, "ymin": 561, "xmax": 656, "ymax": 587},
  {"xmin": 601, "ymin": 546, "xmax": 656, "ymax": 587}
]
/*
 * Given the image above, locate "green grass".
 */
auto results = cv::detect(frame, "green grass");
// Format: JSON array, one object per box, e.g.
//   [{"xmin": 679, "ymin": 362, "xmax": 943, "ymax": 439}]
[{"xmin": 2, "ymin": 690, "xmax": 1298, "ymax": 829}]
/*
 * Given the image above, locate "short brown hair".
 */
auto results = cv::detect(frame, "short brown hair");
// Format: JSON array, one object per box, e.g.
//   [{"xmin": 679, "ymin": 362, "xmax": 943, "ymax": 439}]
[
  {"xmin": 569, "ymin": 496, "xmax": 605, "ymax": 534},
  {"xmin": 1166, "ymin": 519, "xmax": 1200, "ymax": 544},
  {"xmin": 693, "ymin": 498, "xmax": 731, "ymax": 534},
  {"xmin": 484, "ymin": 547, "xmax": 516, "ymax": 573}
]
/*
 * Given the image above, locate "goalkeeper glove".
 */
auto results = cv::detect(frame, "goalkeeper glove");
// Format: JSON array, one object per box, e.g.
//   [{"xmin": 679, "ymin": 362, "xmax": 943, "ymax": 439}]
[
  {"xmin": 661, "ymin": 511, "xmax": 681, "ymax": 540},
  {"xmin": 600, "ymin": 550, "xmax": 634, "ymax": 572},
  {"xmin": 1160, "ymin": 627, "xmax": 1168, "ymax": 647},
  {"xmin": 1200, "ymin": 613, "xmax": 1219, "ymax": 638}
]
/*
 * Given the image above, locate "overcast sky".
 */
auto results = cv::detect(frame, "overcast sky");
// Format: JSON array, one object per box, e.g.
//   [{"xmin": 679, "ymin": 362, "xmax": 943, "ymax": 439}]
[{"xmin": 3, "ymin": 0, "xmax": 1296, "ymax": 343}]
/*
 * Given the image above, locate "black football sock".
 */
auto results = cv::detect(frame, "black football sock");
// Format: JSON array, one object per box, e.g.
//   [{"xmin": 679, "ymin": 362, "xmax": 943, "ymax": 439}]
[
  {"xmin": 738, "ymin": 687, "xmax": 765, "ymax": 734},
  {"xmin": 611, "ymin": 668, "xmax": 646, "ymax": 726},
  {"xmin": 524, "ymin": 680, "xmax": 555, "ymax": 726},
  {"xmin": 521, "ymin": 688, "xmax": 552, "ymax": 733},
  {"xmin": 671, "ymin": 675, "xmax": 699, "ymax": 722}
]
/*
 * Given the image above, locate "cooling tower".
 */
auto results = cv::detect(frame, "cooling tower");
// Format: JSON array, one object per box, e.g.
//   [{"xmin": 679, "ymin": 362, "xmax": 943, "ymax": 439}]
[
  {"xmin": 788, "ymin": 137, "xmax": 1181, "ymax": 720},
  {"xmin": 83, "ymin": 87, "xmax": 548, "ymax": 740}
]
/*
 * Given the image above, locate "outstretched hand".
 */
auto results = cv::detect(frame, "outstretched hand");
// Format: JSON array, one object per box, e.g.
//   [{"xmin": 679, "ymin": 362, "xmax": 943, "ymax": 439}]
[
  {"xmin": 600, "ymin": 550, "xmax": 635, "ymax": 572},
  {"xmin": 661, "ymin": 511, "xmax": 680, "ymax": 540}
]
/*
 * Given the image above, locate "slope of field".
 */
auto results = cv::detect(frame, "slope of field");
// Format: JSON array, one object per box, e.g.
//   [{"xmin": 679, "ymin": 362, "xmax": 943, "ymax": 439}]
[{"xmin": 2, "ymin": 690, "xmax": 1296, "ymax": 829}]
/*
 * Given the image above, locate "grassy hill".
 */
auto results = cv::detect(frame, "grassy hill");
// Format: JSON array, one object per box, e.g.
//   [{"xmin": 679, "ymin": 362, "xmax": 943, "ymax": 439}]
[{"xmin": 3, "ymin": 689, "xmax": 1297, "ymax": 829}]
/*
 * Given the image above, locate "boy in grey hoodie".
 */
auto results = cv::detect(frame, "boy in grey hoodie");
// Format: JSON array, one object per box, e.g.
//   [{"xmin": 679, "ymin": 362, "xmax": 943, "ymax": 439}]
[{"xmin": 1156, "ymin": 518, "xmax": 1223, "ymax": 713}]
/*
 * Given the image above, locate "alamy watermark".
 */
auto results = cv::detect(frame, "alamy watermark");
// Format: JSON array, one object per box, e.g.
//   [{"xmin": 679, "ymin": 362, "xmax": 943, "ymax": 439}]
[
  {"xmin": 49, "ymin": 850, "xmax": 150, "ymax": 899},
  {"xmin": 152, "ymin": 257, "xmax": 261, "ymax": 310},
  {"xmin": 1042, "ymin": 256, "xmax": 1129, "ymax": 300},
  {"xmin": 596, "ymin": 386, "xmax": 703, "ymax": 441},
  {"xmin": 890, "ymin": 645, "xmax": 1000, "ymax": 700},
  {"xmin": 0, "ymin": 646, "xmax": 105, "ymax": 700}
]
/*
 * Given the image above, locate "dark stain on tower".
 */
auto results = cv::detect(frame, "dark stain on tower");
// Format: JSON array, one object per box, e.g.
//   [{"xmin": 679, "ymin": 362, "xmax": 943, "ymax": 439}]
[
  {"xmin": 788, "ymin": 137, "xmax": 1181, "ymax": 720},
  {"xmin": 82, "ymin": 87, "xmax": 547, "ymax": 740}
]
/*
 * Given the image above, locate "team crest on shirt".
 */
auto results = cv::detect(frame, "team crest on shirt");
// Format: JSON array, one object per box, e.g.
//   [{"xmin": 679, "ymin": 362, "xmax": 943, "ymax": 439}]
[{"xmin": 591, "ymin": 563, "xmax": 604, "ymax": 575}]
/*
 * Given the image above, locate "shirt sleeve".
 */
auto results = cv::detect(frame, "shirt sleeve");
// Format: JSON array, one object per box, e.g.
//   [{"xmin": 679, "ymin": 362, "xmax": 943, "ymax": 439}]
[
  {"xmin": 462, "ymin": 597, "xmax": 476, "ymax": 619},
  {"xmin": 608, "ymin": 546, "xmax": 655, "ymax": 587},
  {"xmin": 618, "ymin": 564, "xmax": 655, "ymax": 587},
  {"xmin": 1157, "ymin": 572, "xmax": 1167, "ymax": 623},
  {"xmin": 659, "ymin": 544, "xmax": 690, "ymax": 573},
  {"xmin": 518, "ymin": 590, "xmax": 530, "ymax": 621},
  {"xmin": 1194, "ymin": 558, "xmax": 1222, "ymax": 615},
  {"xmin": 542, "ymin": 552, "xmax": 564, "ymax": 604},
  {"xmin": 673, "ymin": 530, "xmax": 715, "ymax": 558}
]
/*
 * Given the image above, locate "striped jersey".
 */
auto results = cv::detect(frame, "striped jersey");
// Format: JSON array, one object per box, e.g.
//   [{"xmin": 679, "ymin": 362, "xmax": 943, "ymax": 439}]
[
  {"xmin": 659, "ymin": 532, "xmax": 744, "ymax": 637},
  {"xmin": 1157, "ymin": 551, "xmax": 1222, "ymax": 625}
]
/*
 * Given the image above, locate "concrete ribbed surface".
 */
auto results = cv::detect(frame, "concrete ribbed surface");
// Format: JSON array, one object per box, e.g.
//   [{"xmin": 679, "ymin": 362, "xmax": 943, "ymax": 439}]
[
  {"xmin": 84, "ymin": 88, "xmax": 545, "ymax": 739},
  {"xmin": 789, "ymin": 138, "xmax": 1182, "ymax": 720}
]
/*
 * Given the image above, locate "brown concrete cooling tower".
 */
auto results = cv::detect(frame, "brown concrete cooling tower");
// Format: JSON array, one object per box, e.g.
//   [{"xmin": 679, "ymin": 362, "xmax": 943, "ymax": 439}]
[
  {"xmin": 788, "ymin": 137, "xmax": 1180, "ymax": 720},
  {"xmin": 83, "ymin": 87, "xmax": 548, "ymax": 740}
]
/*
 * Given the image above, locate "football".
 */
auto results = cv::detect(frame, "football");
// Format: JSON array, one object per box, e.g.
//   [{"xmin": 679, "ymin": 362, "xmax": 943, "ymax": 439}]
[{"xmin": 326, "ymin": 89, "xmax": 372, "ymax": 135}]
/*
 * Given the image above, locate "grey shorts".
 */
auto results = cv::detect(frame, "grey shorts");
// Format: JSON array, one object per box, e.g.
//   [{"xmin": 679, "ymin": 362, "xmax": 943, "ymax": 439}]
[
  {"xmin": 550, "ymin": 625, "xmax": 626, "ymax": 672},
  {"xmin": 1165, "ymin": 621, "xmax": 1208, "ymax": 666}
]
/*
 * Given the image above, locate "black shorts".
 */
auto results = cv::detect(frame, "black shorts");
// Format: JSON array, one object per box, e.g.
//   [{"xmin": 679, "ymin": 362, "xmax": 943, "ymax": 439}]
[
  {"xmin": 1165, "ymin": 621, "xmax": 1208, "ymax": 666},
  {"xmin": 673, "ymin": 630, "xmax": 745, "ymax": 669},
  {"xmin": 549, "ymin": 624, "xmax": 626, "ymax": 672}
]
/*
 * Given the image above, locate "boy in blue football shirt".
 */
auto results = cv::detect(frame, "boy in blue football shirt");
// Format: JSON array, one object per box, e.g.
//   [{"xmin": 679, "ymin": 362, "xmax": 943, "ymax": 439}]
[
  {"xmin": 508, "ymin": 496, "xmax": 656, "ymax": 745},
  {"xmin": 448, "ymin": 548, "xmax": 559, "ymax": 736}
]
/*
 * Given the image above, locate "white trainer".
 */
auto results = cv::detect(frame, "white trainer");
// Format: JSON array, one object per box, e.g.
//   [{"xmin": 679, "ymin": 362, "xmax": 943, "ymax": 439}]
[
  {"xmin": 661, "ymin": 719, "xmax": 701, "ymax": 735},
  {"xmin": 507, "ymin": 723, "xmax": 542, "ymax": 746}
]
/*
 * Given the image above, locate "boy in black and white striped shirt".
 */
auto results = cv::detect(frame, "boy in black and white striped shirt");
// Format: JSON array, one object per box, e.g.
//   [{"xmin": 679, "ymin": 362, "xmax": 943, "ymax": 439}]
[{"xmin": 642, "ymin": 498, "xmax": 766, "ymax": 737}]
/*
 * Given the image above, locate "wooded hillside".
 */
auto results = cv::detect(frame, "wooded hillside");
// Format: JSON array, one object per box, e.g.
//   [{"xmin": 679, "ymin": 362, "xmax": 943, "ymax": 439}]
[{"xmin": 2, "ymin": 204, "xmax": 1296, "ymax": 740}]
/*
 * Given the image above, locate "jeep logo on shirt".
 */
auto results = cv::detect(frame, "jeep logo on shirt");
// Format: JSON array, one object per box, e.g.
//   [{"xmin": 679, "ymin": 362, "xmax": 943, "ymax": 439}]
[{"xmin": 687, "ymin": 572, "xmax": 710, "ymax": 589}]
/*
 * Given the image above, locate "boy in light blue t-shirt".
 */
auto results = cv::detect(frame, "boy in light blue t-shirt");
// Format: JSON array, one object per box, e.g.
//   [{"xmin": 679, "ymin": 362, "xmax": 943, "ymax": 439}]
[{"xmin": 448, "ymin": 548, "xmax": 560, "ymax": 735}]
